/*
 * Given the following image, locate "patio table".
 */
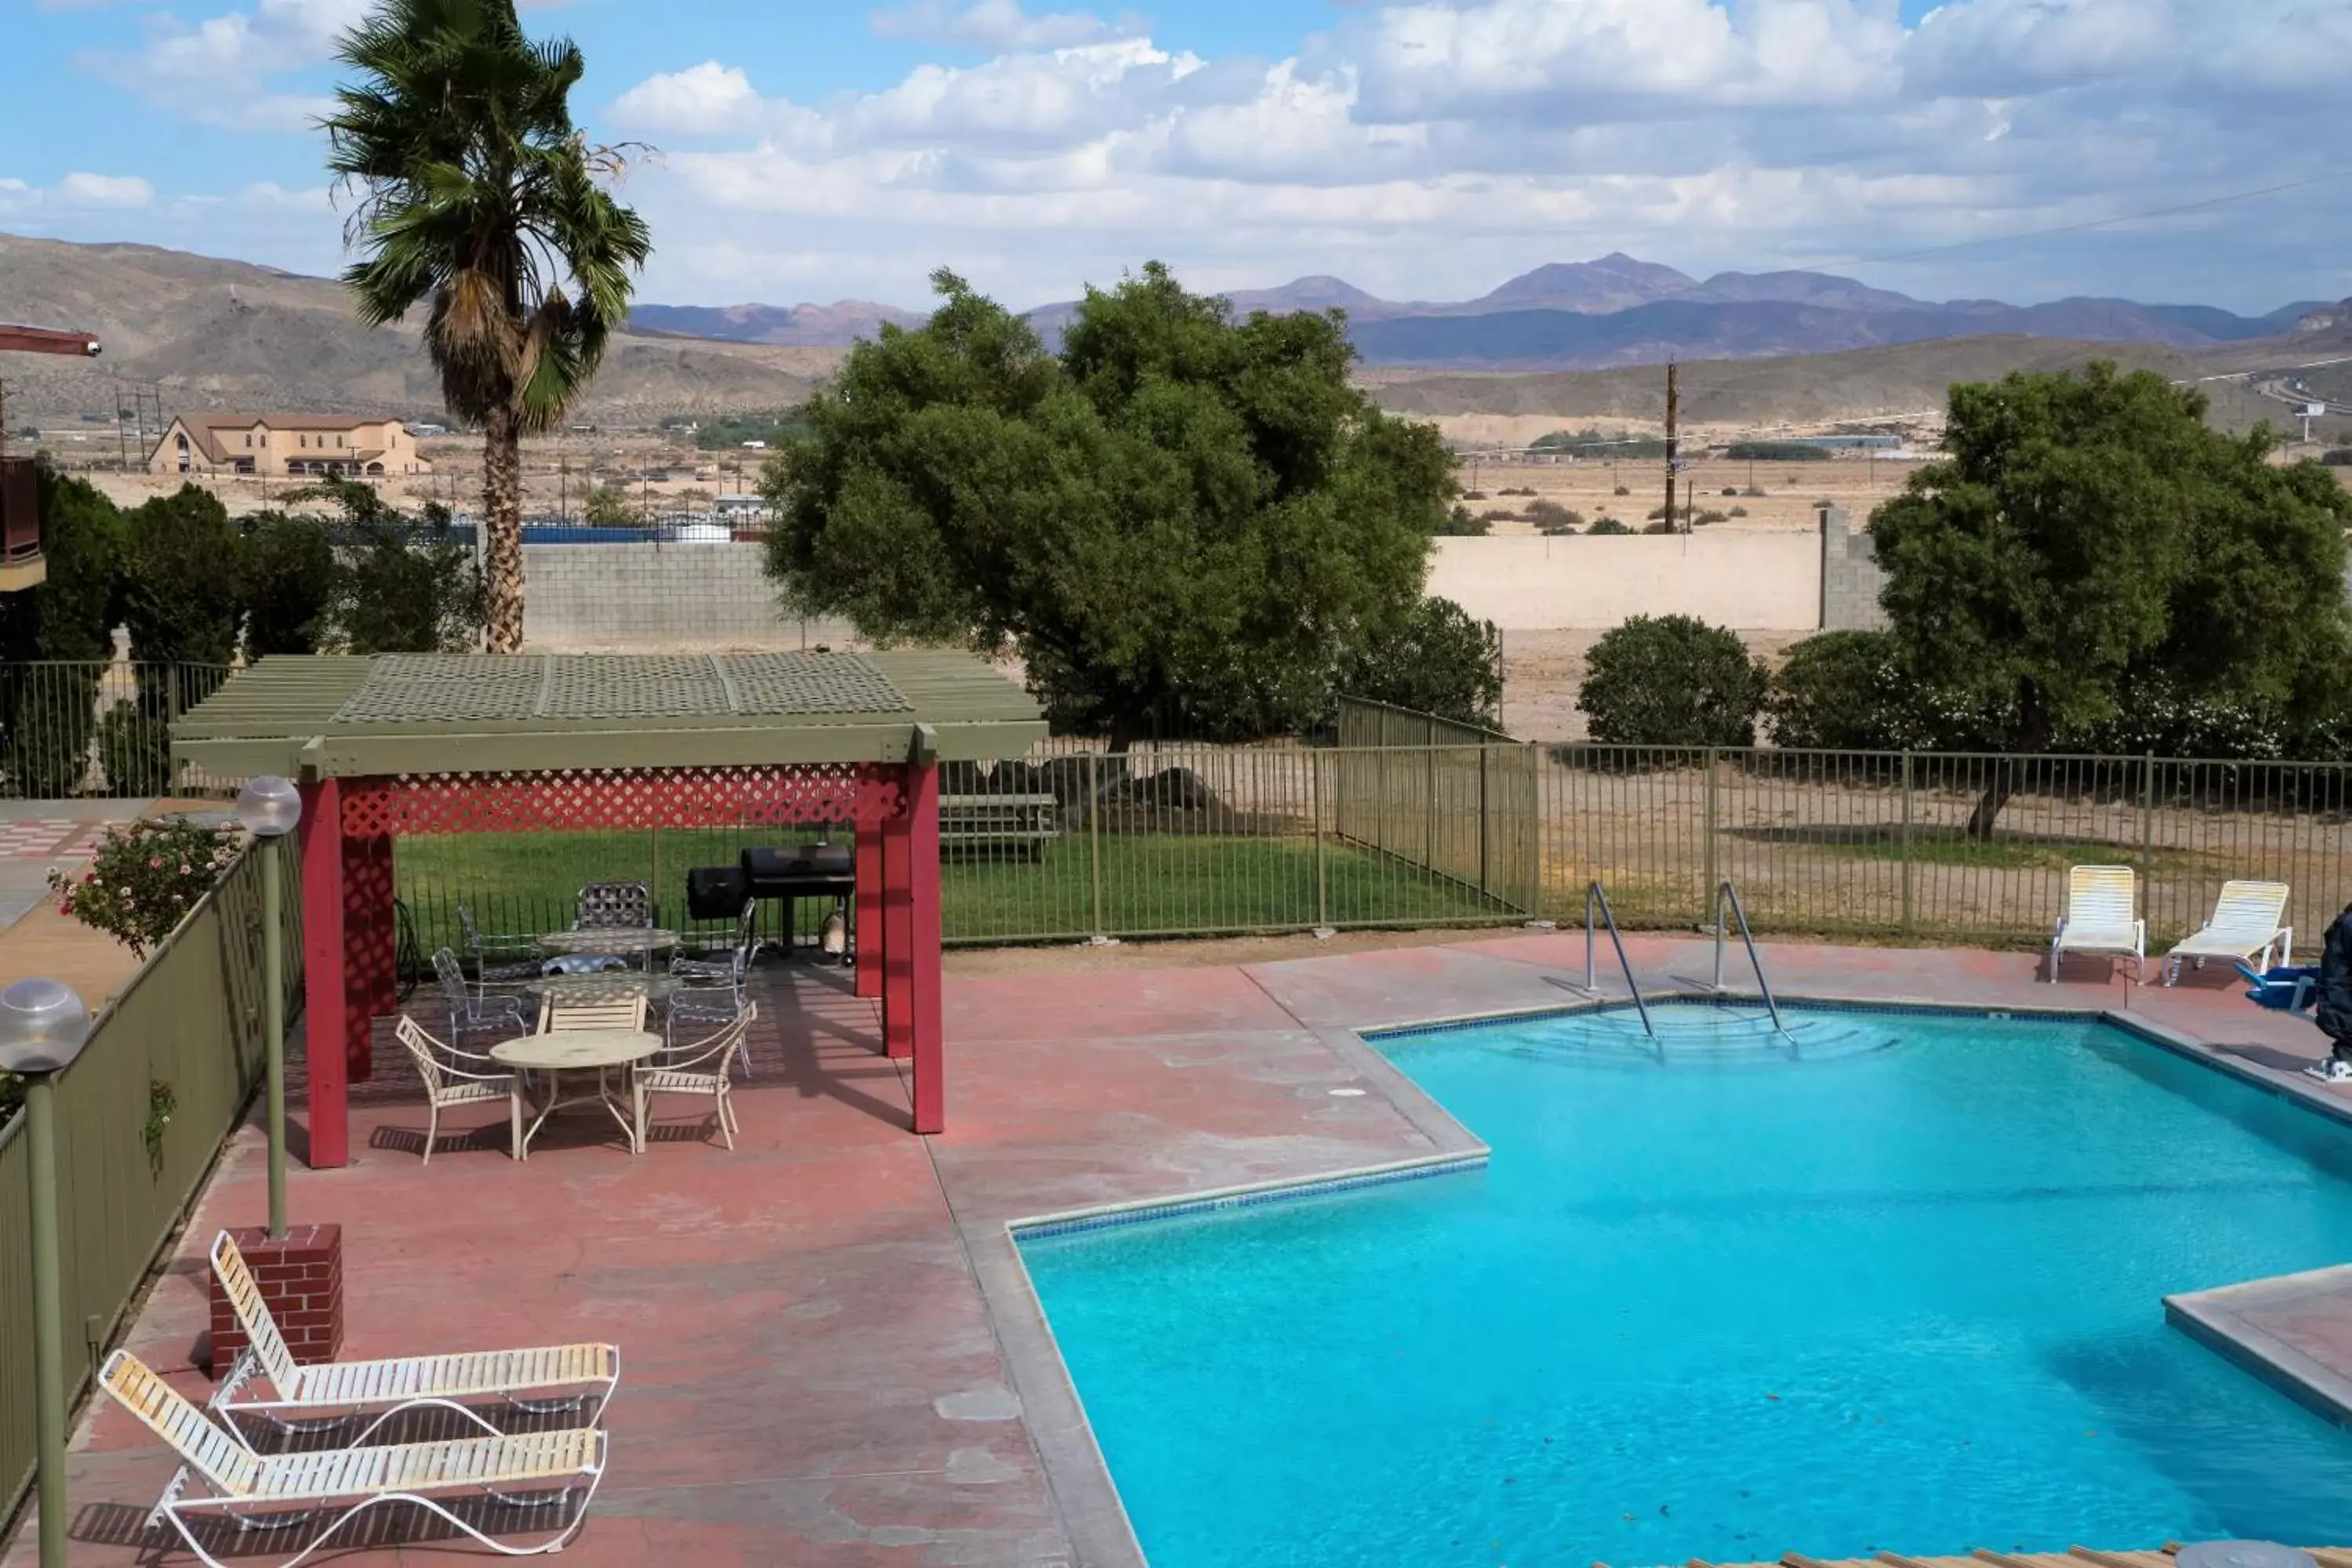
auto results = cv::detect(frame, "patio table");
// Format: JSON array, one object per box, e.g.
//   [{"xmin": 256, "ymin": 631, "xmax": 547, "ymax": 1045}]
[
  {"xmin": 492, "ymin": 1029, "xmax": 660, "ymax": 1157},
  {"xmin": 540, "ymin": 927, "xmax": 678, "ymax": 957}
]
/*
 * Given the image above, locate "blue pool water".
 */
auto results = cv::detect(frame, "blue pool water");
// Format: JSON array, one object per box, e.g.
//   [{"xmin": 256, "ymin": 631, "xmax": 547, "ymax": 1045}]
[{"xmin": 1018, "ymin": 1005, "xmax": 2352, "ymax": 1567}]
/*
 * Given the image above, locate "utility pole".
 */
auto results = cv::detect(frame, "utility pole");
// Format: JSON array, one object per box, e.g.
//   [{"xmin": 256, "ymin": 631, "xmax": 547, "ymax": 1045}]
[
  {"xmin": 1685, "ymin": 477, "xmax": 1694, "ymax": 534},
  {"xmin": 1663, "ymin": 358, "xmax": 1679, "ymax": 532}
]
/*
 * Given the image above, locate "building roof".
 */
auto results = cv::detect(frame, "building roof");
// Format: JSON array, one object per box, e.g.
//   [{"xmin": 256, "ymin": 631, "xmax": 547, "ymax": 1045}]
[
  {"xmin": 162, "ymin": 412, "xmax": 406, "ymax": 465},
  {"xmin": 170, "ymin": 651, "xmax": 1046, "ymax": 778}
]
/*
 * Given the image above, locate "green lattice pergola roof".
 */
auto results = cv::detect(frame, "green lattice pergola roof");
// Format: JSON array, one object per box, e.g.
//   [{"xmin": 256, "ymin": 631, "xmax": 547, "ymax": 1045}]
[{"xmin": 170, "ymin": 651, "xmax": 1045, "ymax": 778}]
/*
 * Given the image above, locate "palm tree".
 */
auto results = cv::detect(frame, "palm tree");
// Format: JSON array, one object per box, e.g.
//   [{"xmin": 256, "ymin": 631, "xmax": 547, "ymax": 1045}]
[{"xmin": 322, "ymin": 0, "xmax": 652, "ymax": 652}]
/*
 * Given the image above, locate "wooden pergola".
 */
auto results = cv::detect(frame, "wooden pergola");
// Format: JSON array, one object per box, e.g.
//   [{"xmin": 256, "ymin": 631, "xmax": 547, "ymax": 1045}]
[{"xmin": 172, "ymin": 651, "xmax": 1044, "ymax": 1166}]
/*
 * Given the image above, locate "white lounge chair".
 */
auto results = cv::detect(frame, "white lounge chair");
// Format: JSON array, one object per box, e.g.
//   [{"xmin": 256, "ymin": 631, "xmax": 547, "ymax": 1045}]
[
  {"xmin": 2164, "ymin": 880, "xmax": 2292, "ymax": 985},
  {"xmin": 209, "ymin": 1232, "xmax": 619, "ymax": 1445},
  {"xmin": 102, "ymin": 1350, "xmax": 606, "ymax": 1568},
  {"xmin": 2050, "ymin": 864, "xmax": 2144, "ymax": 982}
]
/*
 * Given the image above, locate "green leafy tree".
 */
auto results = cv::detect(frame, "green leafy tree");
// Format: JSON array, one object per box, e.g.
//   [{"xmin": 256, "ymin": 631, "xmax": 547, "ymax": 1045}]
[
  {"xmin": 325, "ymin": 0, "xmax": 653, "ymax": 653},
  {"xmin": 1577, "ymin": 615, "xmax": 1767, "ymax": 748},
  {"xmin": 289, "ymin": 479, "xmax": 488, "ymax": 652},
  {"xmin": 0, "ymin": 467, "xmax": 122, "ymax": 796},
  {"xmin": 1339, "ymin": 597, "xmax": 1504, "ymax": 732},
  {"xmin": 1766, "ymin": 630, "xmax": 1927, "ymax": 751},
  {"xmin": 761, "ymin": 263, "xmax": 1454, "ymax": 746},
  {"xmin": 1871, "ymin": 362, "xmax": 2352, "ymax": 833},
  {"xmin": 112, "ymin": 485, "xmax": 242, "ymax": 793},
  {"xmin": 242, "ymin": 512, "xmax": 341, "ymax": 657}
]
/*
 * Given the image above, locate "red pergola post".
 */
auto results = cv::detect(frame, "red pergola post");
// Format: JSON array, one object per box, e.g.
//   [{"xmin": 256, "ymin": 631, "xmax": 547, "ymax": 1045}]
[
  {"xmin": 908, "ymin": 758, "xmax": 945, "ymax": 1134},
  {"xmin": 296, "ymin": 779, "xmax": 350, "ymax": 1169},
  {"xmin": 343, "ymin": 833, "xmax": 394, "ymax": 1083},
  {"xmin": 854, "ymin": 820, "xmax": 883, "ymax": 1001},
  {"xmin": 881, "ymin": 796, "xmax": 915, "ymax": 1062}
]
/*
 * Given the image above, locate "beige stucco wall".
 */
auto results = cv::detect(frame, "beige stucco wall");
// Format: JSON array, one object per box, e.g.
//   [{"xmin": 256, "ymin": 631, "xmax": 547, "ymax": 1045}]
[
  {"xmin": 149, "ymin": 418, "xmax": 430, "ymax": 477},
  {"xmin": 1427, "ymin": 532, "xmax": 1824, "ymax": 632}
]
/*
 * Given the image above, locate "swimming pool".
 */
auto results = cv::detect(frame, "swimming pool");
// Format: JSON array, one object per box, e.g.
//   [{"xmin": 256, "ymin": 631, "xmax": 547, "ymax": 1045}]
[{"xmin": 1018, "ymin": 1004, "xmax": 2352, "ymax": 1567}]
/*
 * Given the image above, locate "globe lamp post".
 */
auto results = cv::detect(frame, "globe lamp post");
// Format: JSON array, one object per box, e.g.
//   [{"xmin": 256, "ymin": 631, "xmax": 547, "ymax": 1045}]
[
  {"xmin": 0, "ymin": 977, "xmax": 93, "ymax": 1568},
  {"xmin": 235, "ymin": 776, "xmax": 301, "ymax": 1237}
]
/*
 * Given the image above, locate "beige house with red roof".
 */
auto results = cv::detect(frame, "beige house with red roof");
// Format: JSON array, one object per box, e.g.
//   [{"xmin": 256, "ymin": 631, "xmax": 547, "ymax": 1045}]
[{"xmin": 146, "ymin": 413, "xmax": 432, "ymax": 478}]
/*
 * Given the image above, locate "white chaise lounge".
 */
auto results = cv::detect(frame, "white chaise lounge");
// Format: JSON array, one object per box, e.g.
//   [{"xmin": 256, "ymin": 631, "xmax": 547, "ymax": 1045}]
[
  {"xmin": 2163, "ymin": 880, "xmax": 2292, "ymax": 985},
  {"xmin": 2050, "ymin": 864, "xmax": 2144, "ymax": 982}
]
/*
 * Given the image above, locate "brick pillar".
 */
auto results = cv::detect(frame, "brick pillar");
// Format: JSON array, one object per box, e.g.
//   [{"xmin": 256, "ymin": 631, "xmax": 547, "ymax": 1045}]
[
  {"xmin": 343, "ymin": 833, "xmax": 396, "ymax": 1082},
  {"xmin": 908, "ymin": 757, "xmax": 945, "ymax": 1134},
  {"xmin": 208, "ymin": 1224, "xmax": 345, "ymax": 1374},
  {"xmin": 297, "ymin": 780, "xmax": 349, "ymax": 1169},
  {"xmin": 854, "ymin": 818, "xmax": 884, "ymax": 1002},
  {"xmin": 882, "ymin": 797, "xmax": 914, "ymax": 1062}
]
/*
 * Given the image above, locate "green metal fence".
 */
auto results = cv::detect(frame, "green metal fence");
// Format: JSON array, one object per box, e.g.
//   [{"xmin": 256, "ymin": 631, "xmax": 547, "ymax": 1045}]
[
  {"xmin": 0, "ymin": 839, "xmax": 296, "ymax": 1525},
  {"xmin": 0, "ymin": 661, "xmax": 238, "ymax": 800},
  {"xmin": 385, "ymin": 742, "xmax": 2352, "ymax": 956}
]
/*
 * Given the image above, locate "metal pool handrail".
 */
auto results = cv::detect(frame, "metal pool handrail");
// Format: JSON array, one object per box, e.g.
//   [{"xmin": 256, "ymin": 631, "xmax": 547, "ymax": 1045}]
[
  {"xmin": 1711, "ymin": 879, "xmax": 1791, "ymax": 1048},
  {"xmin": 1582, "ymin": 881, "xmax": 1656, "ymax": 1041}
]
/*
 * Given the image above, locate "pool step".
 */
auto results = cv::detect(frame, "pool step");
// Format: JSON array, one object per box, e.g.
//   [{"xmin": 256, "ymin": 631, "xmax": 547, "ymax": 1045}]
[{"xmin": 1522, "ymin": 1008, "xmax": 1898, "ymax": 1067}]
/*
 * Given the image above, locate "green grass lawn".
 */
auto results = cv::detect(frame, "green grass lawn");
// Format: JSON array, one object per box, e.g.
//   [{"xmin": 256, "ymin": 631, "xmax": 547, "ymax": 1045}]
[
  {"xmin": 394, "ymin": 827, "xmax": 1513, "ymax": 957},
  {"xmin": 1817, "ymin": 827, "xmax": 2195, "ymax": 873}
]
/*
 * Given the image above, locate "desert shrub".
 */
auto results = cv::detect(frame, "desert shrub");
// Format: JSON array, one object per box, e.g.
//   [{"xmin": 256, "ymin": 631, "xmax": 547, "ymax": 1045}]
[
  {"xmin": 1501, "ymin": 486, "xmax": 1537, "ymax": 496},
  {"xmin": 1728, "ymin": 505, "xmax": 1749, "ymax": 517},
  {"xmin": 1479, "ymin": 507, "xmax": 1520, "ymax": 524},
  {"xmin": 1434, "ymin": 505, "xmax": 1490, "ymax": 537},
  {"xmin": 1722, "ymin": 486, "xmax": 1740, "ymax": 496},
  {"xmin": 1766, "ymin": 630, "xmax": 1920, "ymax": 750},
  {"xmin": 1744, "ymin": 485, "xmax": 1766, "ymax": 497},
  {"xmin": 1462, "ymin": 489, "xmax": 1490, "ymax": 500},
  {"xmin": 1641, "ymin": 520, "xmax": 1677, "ymax": 535},
  {"xmin": 48, "ymin": 817, "xmax": 236, "ymax": 957},
  {"xmin": 1645, "ymin": 504, "xmax": 1671, "ymax": 521},
  {"xmin": 2321, "ymin": 448, "xmax": 2352, "ymax": 466},
  {"xmin": 1613, "ymin": 484, "xmax": 1631, "ymax": 496},
  {"xmin": 1541, "ymin": 524, "xmax": 1578, "ymax": 537},
  {"xmin": 1586, "ymin": 516, "xmax": 1632, "ymax": 535},
  {"xmin": 1579, "ymin": 615, "xmax": 1766, "ymax": 747},
  {"xmin": 1338, "ymin": 597, "xmax": 1502, "ymax": 732},
  {"xmin": 1693, "ymin": 508, "xmax": 1730, "ymax": 526},
  {"xmin": 1525, "ymin": 499, "xmax": 1581, "ymax": 531}
]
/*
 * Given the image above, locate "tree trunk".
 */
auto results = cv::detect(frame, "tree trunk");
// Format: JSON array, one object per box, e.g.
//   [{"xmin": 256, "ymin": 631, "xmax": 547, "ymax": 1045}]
[
  {"xmin": 1965, "ymin": 698, "xmax": 2049, "ymax": 840},
  {"xmin": 1964, "ymin": 769, "xmax": 2016, "ymax": 840},
  {"xmin": 481, "ymin": 406, "xmax": 525, "ymax": 653}
]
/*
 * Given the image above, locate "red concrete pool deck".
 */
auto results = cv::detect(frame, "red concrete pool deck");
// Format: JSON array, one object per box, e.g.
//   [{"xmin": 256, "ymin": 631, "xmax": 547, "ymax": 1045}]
[{"xmin": 13, "ymin": 933, "xmax": 2352, "ymax": 1568}]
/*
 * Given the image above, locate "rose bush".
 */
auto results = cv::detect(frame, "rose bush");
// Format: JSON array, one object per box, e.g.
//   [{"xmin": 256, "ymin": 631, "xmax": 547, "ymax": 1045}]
[{"xmin": 48, "ymin": 817, "xmax": 236, "ymax": 957}]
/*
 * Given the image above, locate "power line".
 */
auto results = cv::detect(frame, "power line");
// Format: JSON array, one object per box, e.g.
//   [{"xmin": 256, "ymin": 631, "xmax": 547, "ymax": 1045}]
[{"xmin": 1834, "ymin": 169, "xmax": 2352, "ymax": 269}]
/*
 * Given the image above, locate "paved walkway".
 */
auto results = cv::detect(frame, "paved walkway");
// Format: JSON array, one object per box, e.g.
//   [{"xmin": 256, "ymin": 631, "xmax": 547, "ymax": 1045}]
[
  {"xmin": 0, "ymin": 799, "xmax": 230, "ymax": 1007},
  {"xmin": 8, "ymin": 934, "xmax": 2348, "ymax": 1566}
]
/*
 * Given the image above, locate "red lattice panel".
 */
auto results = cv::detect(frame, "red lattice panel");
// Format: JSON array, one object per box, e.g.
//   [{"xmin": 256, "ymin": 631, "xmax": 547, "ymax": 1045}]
[{"xmin": 340, "ymin": 765, "xmax": 906, "ymax": 837}]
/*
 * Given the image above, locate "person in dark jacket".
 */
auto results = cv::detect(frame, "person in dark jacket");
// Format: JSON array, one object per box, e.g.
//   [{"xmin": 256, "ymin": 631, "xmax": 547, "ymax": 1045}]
[{"xmin": 2310, "ymin": 903, "xmax": 2352, "ymax": 1082}]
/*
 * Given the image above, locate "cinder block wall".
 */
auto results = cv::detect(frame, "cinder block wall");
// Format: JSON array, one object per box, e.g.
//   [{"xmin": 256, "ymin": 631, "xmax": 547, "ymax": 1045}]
[{"xmin": 1817, "ymin": 506, "xmax": 1889, "ymax": 632}]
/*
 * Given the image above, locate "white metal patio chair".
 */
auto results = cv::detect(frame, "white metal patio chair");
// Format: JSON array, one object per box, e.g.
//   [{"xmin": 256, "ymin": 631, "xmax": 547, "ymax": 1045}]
[
  {"xmin": 2050, "ymin": 864, "xmax": 2145, "ymax": 982},
  {"xmin": 433, "ymin": 946, "xmax": 532, "ymax": 1045},
  {"xmin": 672, "ymin": 898, "xmax": 758, "ymax": 983},
  {"xmin": 456, "ymin": 902, "xmax": 543, "ymax": 996},
  {"xmin": 574, "ymin": 881, "xmax": 653, "ymax": 931},
  {"xmin": 667, "ymin": 945, "xmax": 753, "ymax": 1077},
  {"xmin": 2163, "ymin": 879, "xmax": 2293, "ymax": 985},
  {"xmin": 394, "ymin": 1015, "xmax": 526, "ymax": 1163},
  {"xmin": 537, "ymin": 993, "xmax": 650, "ymax": 1034},
  {"xmin": 103, "ymin": 1349, "xmax": 606, "ymax": 1568},
  {"xmin": 207, "ymin": 1231, "xmax": 620, "ymax": 1445},
  {"xmin": 635, "ymin": 1004, "xmax": 756, "ymax": 1150}
]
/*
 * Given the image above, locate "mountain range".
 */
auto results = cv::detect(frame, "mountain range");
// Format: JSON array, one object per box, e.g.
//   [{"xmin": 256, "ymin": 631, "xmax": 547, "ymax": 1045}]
[{"xmin": 625, "ymin": 251, "xmax": 2324, "ymax": 369}]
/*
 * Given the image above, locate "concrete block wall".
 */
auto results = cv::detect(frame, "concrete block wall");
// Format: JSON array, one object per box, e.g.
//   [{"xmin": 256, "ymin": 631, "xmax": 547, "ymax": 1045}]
[
  {"xmin": 1817, "ymin": 506, "xmax": 1889, "ymax": 631},
  {"xmin": 519, "ymin": 542, "xmax": 857, "ymax": 652}
]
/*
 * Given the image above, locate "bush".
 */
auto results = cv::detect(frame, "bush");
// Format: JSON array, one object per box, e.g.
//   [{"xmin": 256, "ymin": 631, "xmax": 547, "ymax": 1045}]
[
  {"xmin": 1525, "ymin": 499, "xmax": 1581, "ymax": 531},
  {"xmin": 120, "ymin": 486, "xmax": 241, "ymax": 666},
  {"xmin": 48, "ymin": 818, "xmax": 235, "ymax": 957},
  {"xmin": 1725, "ymin": 441, "xmax": 1833, "ymax": 461},
  {"xmin": 1463, "ymin": 490, "xmax": 1489, "ymax": 500},
  {"xmin": 1641, "ymin": 520, "xmax": 1676, "ymax": 534},
  {"xmin": 241, "ymin": 512, "xmax": 339, "ymax": 658},
  {"xmin": 1477, "ymin": 507, "xmax": 1519, "ymax": 524},
  {"xmin": 1692, "ymin": 508, "xmax": 1730, "ymax": 526},
  {"xmin": 1766, "ymin": 630, "xmax": 1916, "ymax": 750},
  {"xmin": 1501, "ymin": 486, "xmax": 1537, "ymax": 496},
  {"xmin": 1645, "ymin": 504, "xmax": 1671, "ymax": 521},
  {"xmin": 1579, "ymin": 615, "xmax": 1767, "ymax": 747},
  {"xmin": 1338, "ymin": 597, "xmax": 1503, "ymax": 732},
  {"xmin": 1722, "ymin": 486, "xmax": 1740, "ymax": 496},
  {"xmin": 2320, "ymin": 448, "xmax": 2352, "ymax": 466},
  {"xmin": 1434, "ymin": 504, "xmax": 1490, "ymax": 537},
  {"xmin": 1613, "ymin": 484, "xmax": 1631, "ymax": 496},
  {"xmin": 1744, "ymin": 485, "xmax": 1766, "ymax": 497},
  {"xmin": 98, "ymin": 700, "xmax": 175, "ymax": 796},
  {"xmin": 1728, "ymin": 505, "xmax": 1749, "ymax": 517},
  {"xmin": 1586, "ymin": 516, "xmax": 1632, "ymax": 535}
]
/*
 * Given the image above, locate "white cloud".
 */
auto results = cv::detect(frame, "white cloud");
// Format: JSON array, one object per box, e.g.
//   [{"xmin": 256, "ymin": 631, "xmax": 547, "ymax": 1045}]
[
  {"xmin": 612, "ymin": 62, "xmax": 773, "ymax": 136},
  {"xmin": 56, "ymin": 171, "xmax": 154, "ymax": 207},
  {"xmin": 84, "ymin": 0, "xmax": 368, "ymax": 130},
  {"xmin": 870, "ymin": 0, "xmax": 1139, "ymax": 52}
]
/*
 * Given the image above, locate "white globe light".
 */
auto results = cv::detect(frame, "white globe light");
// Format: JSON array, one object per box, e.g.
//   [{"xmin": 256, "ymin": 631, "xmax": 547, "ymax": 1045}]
[
  {"xmin": 0, "ymin": 978, "xmax": 93, "ymax": 1075},
  {"xmin": 235, "ymin": 775, "xmax": 303, "ymax": 838}
]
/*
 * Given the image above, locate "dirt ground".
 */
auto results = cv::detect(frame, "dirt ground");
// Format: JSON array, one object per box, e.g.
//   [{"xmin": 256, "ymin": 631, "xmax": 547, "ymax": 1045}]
[{"xmin": 1456, "ymin": 452, "xmax": 1913, "ymax": 535}]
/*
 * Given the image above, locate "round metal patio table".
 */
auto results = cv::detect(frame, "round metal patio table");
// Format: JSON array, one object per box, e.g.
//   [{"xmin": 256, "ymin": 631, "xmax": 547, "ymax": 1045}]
[
  {"xmin": 539, "ymin": 928, "xmax": 678, "ymax": 960},
  {"xmin": 522, "ymin": 972, "xmax": 684, "ymax": 1005},
  {"xmin": 492, "ymin": 1029, "xmax": 660, "ymax": 1158}
]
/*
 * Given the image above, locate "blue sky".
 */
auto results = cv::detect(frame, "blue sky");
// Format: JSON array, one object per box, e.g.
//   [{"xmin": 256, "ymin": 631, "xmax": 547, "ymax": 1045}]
[{"xmin": 5, "ymin": 0, "xmax": 2347, "ymax": 314}]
